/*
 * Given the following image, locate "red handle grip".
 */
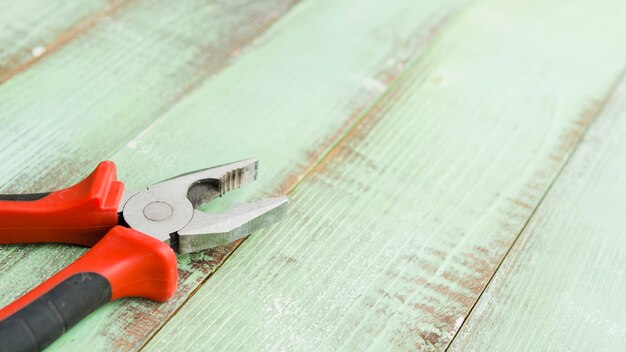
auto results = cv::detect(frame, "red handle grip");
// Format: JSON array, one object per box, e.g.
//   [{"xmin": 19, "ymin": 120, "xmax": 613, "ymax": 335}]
[
  {"xmin": 0, "ymin": 226, "xmax": 178, "ymax": 321},
  {"xmin": 0, "ymin": 161, "xmax": 124, "ymax": 246}
]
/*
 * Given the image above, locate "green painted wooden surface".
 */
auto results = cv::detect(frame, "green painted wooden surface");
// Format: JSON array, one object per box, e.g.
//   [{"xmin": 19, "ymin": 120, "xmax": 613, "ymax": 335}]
[
  {"xmin": 0, "ymin": 0, "xmax": 300, "ymax": 310},
  {"xmin": 0, "ymin": 0, "xmax": 299, "ymax": 192},
  {"xmin": 2, "ymin": 0, "xmax": 626, "ymax": 350},
  {"xmin": 140, "ymin": 0, "xmax": 626, "ymax": 351},
  {"xmin": 0, "ymin": 0, "xmax": 468, "ymax": 350},
  {"xmin": 448, "ymin": 77, "xmax": 626, "ymax": 351},
  {"xmin": 0, "ymin": 0, "xmax": 119, "ymax": 82}
]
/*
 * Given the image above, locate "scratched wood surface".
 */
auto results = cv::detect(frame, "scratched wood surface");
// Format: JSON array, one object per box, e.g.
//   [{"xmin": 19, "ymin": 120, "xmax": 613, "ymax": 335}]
[
  {"xmin": 0, "ymin": 0, "xmax": 470, "ymax": 350},
  {"xmin": 139, "ymin": 0, "xmax": 626, "ymax": 351},
  {"xmin": 0, "ymin": 0, "xmax": 116, "ymax": 82},
  {"xmin": 2, "ymin": 0, "xmax": 626, "ymax": 351},
  {"xmin": 0, "ymin": 0, "xmax": 299, "ymax": 190},
  {"xmin": 0, "ymin": 0, "xmax": 300, "ymax": 307},
  {"xmin": 448, "ymin": 77, "xmax": 626, "ymax": 351}
]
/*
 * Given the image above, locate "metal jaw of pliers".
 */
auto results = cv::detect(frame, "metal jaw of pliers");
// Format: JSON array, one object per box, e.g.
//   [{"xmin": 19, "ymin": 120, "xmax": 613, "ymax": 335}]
[
  {"xmin": 120, "ymin": 159, "xmax": 287, "ymax": 254},
  {"xmin": 0, "ymin": 159, "xmax": 287, "ymax": 352}
]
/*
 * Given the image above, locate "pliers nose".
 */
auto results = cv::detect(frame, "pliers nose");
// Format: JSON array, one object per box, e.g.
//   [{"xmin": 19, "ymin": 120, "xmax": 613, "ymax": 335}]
[
  {"xmin": 119, "ymin": 158, "xmax": 288, "ymax": 253},
  {"xmin": 176, "ymin": 195, "xmax": 288, "ymax": 254}
]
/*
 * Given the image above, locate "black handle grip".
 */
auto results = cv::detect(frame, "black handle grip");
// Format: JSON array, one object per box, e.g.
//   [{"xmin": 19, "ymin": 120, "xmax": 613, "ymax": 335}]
[
  {"xmin": 0, "ymin": 273, "xmax": 111, "ymax": 352},
  {"xmin": 0, "ymin": 193, "xmax": 50, "ymax": 202}
]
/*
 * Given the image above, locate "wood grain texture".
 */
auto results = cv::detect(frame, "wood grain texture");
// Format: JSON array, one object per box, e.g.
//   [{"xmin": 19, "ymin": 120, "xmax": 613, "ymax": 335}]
[
  {"xmin": 0, "ymin": 0, "xmax": 469, "ymax": 350},
  {"xmin": 142, "ymin": 0, "xmax": 626, "ymax": 351},
  {"xmin": 0, "ymin": 0, "xmax": 121, "ymax": 82},
  {"xmin": 0, "ymin": 0, "xmax": 297, "ymax": 348},
  {"xmin": 448, "ymin": 76, "xmax": 626, "ymax": 351},
  {"xmin": 0, "ymin": 0, "xmax": 300, "ymax": 310},
  {"xmin": 0, "ymin": 0, "xmax": 299, "ymax": 193}
]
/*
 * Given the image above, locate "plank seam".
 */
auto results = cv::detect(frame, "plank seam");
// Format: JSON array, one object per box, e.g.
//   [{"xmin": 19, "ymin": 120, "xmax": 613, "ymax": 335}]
[
  {"xmin": 0, "ymin": 0, "xmax": 136, "ymax": 85},
  {"xmin": 444, "ymin": 67, "xmax": 626, "ymax": 351},
  {"xmin": 107, "ymin": 0, "xmax": 303, "ymax": 163},
  {"xmin": 136, "ymin": 241, "xmax": 243, "ymax": 351},
  {"xmin": 136, "ymin": 1, "xmax": 477, "ymax": 349},
  {"xmin": 288, "ymin": 0, "xmax": 478, "ymax": 196}
]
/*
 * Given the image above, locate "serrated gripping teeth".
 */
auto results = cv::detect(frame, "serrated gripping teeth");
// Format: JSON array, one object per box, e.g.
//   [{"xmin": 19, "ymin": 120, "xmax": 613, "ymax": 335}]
[
  {"xmin": 150, "ymin": 158, "xmax": 258, "ymax": 208},
  {"xmin": 220, "ymin": 166, "xmax": 247, "ymax": 195}
]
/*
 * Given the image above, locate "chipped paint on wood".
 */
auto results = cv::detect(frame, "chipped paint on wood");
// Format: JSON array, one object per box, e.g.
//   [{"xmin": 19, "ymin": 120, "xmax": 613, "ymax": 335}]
[
  {"xmin": 0, "ymin": 0, "xmax": 113, "ymax": 81},
  {"xmin": 449, "ymin": 76, "xmax": 626, "ymax": 352},
  {"xmin": 0, "ymin": 0, "xmax": 302, "ymax": 317},
  {"xmin": 0, "ymin": 0, "xmax": 469, "ymax": 350},
  {"xmin": 0, "ymin": 0, "xmax": 135, "ymax": 84},
  {"xmin": 67, "ymin": 0, "xmax": 469, "ymax": 348},
  {"xmin": 0, "ymin": 0, "xmax": 300, "ymax": 193},
  {"xmin": 140, "ymin": 0, "xmax": 626, "ymax": 350},
  {"xmin": 0, "ymin": 0, "xmax": 301, "ymax": 311}
]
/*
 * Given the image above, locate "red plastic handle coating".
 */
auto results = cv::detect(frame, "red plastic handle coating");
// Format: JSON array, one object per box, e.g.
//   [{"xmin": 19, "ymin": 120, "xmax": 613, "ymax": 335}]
[
  {"xmin": 0, "ymin": 226, "xmax": 178, "ymax": 320},
  {"xmin": 0, "ymin": 161, "xmax": 124, "ymax": 246}
]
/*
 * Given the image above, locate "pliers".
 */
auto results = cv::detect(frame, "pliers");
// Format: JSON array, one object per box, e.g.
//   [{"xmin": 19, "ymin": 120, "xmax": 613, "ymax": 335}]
[{"xmin": 0, "ymin": 159, "xmax": 287, "ymax": 352}]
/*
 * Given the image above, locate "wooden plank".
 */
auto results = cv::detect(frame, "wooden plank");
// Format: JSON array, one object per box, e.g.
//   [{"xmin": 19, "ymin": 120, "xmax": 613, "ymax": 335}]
[
  {"xmin": 0, "ymin": 0, "xmax": 299, "ymax": 193},
  {"xmin": 0, "ymin": 0, "xmax": 123, "ymax": 83},
  {"xmin": 448, "ymin": 76, "xmax": 626, "ymax": 351},
  {"xmin": 0, "ymin": 0, "xmax": 297, "ymax": 346},
  {"xmin": 0, "ymin": 0, "xmax": 300, "ymax": 307},
  {"xmin": 141, "ymin": 0, "xmax": 626, "ymax": 351},
  {"xmin": 0, "ymin": 0, "xmax": 469, "ymax": 350}
]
